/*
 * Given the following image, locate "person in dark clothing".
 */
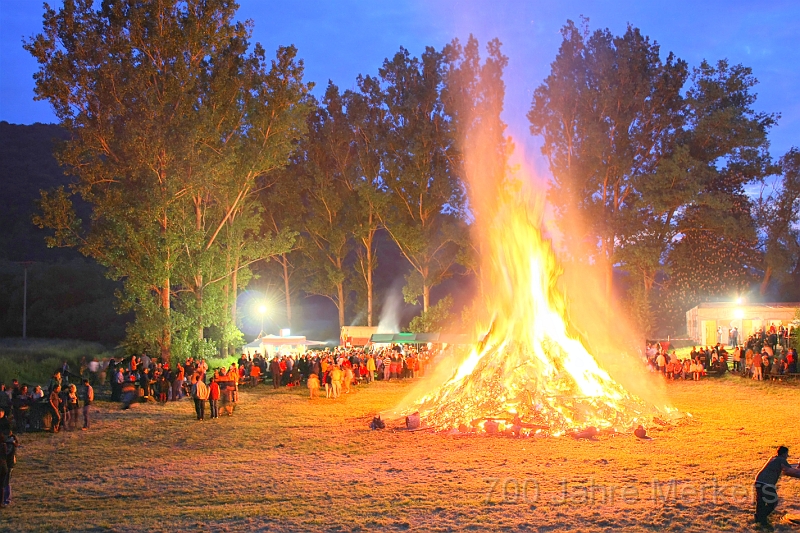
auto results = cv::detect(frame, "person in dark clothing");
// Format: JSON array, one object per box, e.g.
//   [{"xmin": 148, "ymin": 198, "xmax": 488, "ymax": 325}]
[
  {"xmin": 754, "ymin": 446, "xmax": 800, "ymax": 528},
  {"xmin": 0, "ymin": 429, "xmax": 18, "ymax": 506},
  {"xmin": 270, "ymin": 357, "xmax": 282, "ymax": 389},
  {"xmin": 139, "ymin": 368, "xmax": 151, "ymax": 398}
]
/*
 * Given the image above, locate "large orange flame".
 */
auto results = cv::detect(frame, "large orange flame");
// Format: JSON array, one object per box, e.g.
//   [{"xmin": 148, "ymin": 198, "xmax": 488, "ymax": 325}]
[{"xmin": 415, "ymin": 184, "xmax": 655, "ymax": 436}]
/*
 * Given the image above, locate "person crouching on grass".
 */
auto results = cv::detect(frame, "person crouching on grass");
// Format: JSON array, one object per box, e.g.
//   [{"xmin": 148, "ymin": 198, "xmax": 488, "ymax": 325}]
[{"xmin": 754, "ymin": 445, "xmax": 800, "ymax": 528}]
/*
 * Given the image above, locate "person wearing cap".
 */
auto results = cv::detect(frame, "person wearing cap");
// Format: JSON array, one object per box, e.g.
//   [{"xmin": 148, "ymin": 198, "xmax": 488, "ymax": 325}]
[{"xmin": 754, "ymin": 446, "xmax": 800, "ymax": 528}]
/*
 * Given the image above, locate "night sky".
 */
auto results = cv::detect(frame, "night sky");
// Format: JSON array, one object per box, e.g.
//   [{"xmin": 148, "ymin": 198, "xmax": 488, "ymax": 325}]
[{"xmin": 2, "ymin": 0, "xmax": 799, "ymax": 175}]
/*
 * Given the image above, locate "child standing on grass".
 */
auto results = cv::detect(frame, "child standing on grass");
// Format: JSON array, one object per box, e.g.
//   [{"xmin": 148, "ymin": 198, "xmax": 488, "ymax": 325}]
[
  {"xmin": 67, "ymin": 384, "xmax": 80, "ymax": 430},
  {"xmin": 323, "ymin": 368, "xmax": 332, "ymax": 398},
  {"xmin": 307, "ymin": 373, "xmax": 320, "ymax": 399},
  {"xmin": 208, "ymin": 377, "xmax": 220, "ymax": 419},
  {"xmin": 158, "ymin": 375, "xmax": 169, "ymax": 403}
]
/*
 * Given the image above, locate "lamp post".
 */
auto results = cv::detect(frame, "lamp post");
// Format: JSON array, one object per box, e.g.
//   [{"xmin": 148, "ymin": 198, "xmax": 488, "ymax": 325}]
[
  {"xmin": 258, "ymin": 304, "xmax": 268, "ymax": 337},
  {"xmin": 17, "ymin": 261, "xmax": 35, "ymax": 339}
]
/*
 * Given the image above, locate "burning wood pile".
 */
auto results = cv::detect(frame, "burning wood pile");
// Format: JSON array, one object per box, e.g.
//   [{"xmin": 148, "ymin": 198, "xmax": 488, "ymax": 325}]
[{"xmin": 409, "ymin": 183, "xmax": 664, "ymax": 437}]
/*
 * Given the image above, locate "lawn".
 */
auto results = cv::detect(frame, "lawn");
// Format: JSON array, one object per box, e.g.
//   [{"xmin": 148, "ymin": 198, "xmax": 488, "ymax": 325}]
[{"xmin": 1, "ymin": 373, "xmax": 799, "ymax": 532}]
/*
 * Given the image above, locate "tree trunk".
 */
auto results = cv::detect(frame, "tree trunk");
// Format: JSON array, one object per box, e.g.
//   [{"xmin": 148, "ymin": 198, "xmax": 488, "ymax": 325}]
[
  {"xmin": 367, "ymin": 255, "xmax": 373, "ymax": 327},
  {"xmin": 364, "ymin": 230, "xmax": 375, "ymax": 327},
  {"xmin": 195, "ymin": 197, "xmax": 204, "ymax": 342},
  {"xmin": 160, "ymin": 207, "xmax": 171, "ymax": 363},
  {"xmin": 337, "ymin": 281, "xmax": 345, "ymax": 330},
  {"xmin": 423, "ymin": 283, "xmax": 430, "ymax": 314},
  {"xmin": 161, "ymin": 277, "xmax": 171, "ymax": 363},
  {"xmin": 221, "ymin": 249, "xmax": 231, "ymax": 357},
  {"xmin": 759, "ymin": 265, "xmax": 772, "ymax": 296},
  {"xmin": 230, "ymin": 255, "xmax": 239, "ymax": 330},
  {"xmin": 196, "ymin": 274, "xmax": 204, "ymax": 341}
]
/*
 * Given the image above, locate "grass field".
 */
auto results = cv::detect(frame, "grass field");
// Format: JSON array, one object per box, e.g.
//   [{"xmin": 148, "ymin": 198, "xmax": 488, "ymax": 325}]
[
  {"xmin": 0, "ymin": 338, "xmax": 119, "ymax": 386},
  {"xmin": 1, "ymin": 373, "xmax": 799, "ymax": 532}
]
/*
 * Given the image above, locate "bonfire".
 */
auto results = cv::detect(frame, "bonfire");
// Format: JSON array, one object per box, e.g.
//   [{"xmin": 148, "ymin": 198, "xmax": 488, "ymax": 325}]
[{"xmin": 414, "ymin": 182, "xmax": 659, "ymax": 437}]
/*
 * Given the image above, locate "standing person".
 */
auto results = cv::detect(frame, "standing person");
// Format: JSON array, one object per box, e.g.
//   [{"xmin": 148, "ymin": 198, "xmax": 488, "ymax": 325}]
[
  {"xmin": 139, "ymin": 368, "xmax": 151, "ymax": 398},
  {"xmin": 158, "ymin": 375, "xmax": 169, "ymax": 403},
  {"xmin": 270, "ymin": 357, "xmax": 282, "ymax": 389},
  {"xmin": 366, "ymin": 354, "xmax": 376, "ymax": 383},
  {"xmin": 0, "ymin": 429, "xmax": 17, "ymax": 507},
  {"xmin": 172, "ymin": 364, "xmax": 185, "ymax": 401},
  {"xmin": 330, "ymin": 365, "xmax": 342, "ymax": 399},
  {"xmin": 48, "ymin": 385, "xmax": 61, "ymax": 433},
  {"xmin": 323, "ymin": 367, "xmax": 332, "ymax": 398},
  {"xmin": 111, "ymin": 367, "xmax": 124, "ymax": 401},
  {"xmin": 228, "ymin": 363, "xmax": 239, "ymax": 406},
  {"xmin": 208, "ymin": 377, "xmax": 220, "ymax": 420},
  {"xmin": 307, "ymin": 372, "xmax": 320, "ymax": 399},
  {"xmin": 383, "ymin": 353, "xmax": 391, "ymax": 381},
  {"xmin": 656, "ymin": 351, "xmax": 667, "ymax": 376},
  {"xmin": 67, "ymin": 384, "xmax": 80, "ymax": 430},
  {"xmin": 752, "ymin": 351, "xmax": 763, "ymax": 381},
  {"xmin": 342, "ymin": 366, "xmax": 353, "ymax": 395},
  {"xmin": 190, "ymin": 375, "xmax": 208, "ymax": 421},
  {"xmin": 47, "ymin": 371, "xmax": 62, "ymax": 396},
  {"xmin": 754, "ymin": 446, "xmax": 800, "ymax": 528},
  {"xmin": 81, "ymin": 379, "xmax": 93, "ymax": 431}
]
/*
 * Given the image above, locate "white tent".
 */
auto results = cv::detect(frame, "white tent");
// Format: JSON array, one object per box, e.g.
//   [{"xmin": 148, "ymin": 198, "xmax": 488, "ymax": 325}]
[{"xmin": 242, "ymin": 334, "xmax": 327, "ymax": 357}]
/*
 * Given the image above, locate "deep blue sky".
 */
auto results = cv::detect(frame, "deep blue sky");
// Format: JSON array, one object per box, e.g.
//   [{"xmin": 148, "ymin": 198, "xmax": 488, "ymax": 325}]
[{"xmin": 2, "ymin": 0, "xmax": 799, "ymax": 173}]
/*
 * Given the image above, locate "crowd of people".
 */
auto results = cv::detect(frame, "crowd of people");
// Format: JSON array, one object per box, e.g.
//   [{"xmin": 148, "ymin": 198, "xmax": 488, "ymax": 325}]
[
  {"xmin": 646, "ymin": 335, "xmax": 798, "ymax": 382},
  {"xmin": 0, "ymin": 343, "xmax": 435, "ymax": 431}
]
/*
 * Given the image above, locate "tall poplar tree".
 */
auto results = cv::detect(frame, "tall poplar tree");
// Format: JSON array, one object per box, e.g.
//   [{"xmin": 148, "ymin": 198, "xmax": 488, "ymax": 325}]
[
  {"xmin": 28, "ymin": 0, "xmax": 309, "ymax": 359},
  {"xmin": 371, "ymin": 47, "xmax": 467, "ymax": 313}
]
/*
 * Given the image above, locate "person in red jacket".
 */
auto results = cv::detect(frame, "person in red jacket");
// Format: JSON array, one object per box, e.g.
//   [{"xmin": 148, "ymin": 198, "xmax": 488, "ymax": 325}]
[{"xmin": 208, "ymin": 377, "xmax": 221, "ymax": 420}]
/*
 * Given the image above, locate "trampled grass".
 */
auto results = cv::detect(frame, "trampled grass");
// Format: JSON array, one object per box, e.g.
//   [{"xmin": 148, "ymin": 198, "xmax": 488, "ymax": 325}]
[{"xmin": 1, "ymin": 374, "xmax": 799, "ymax": 532}]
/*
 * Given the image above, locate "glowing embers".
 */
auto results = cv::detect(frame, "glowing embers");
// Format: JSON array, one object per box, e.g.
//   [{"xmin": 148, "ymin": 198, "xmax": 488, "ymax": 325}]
[{"xmin": 415, "ymin": 194, "xmax": 652, "ymax": 436}]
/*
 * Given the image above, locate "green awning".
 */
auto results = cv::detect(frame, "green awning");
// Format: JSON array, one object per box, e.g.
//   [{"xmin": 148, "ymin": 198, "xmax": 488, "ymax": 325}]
[
  {"xmin": 369, "ymin": 333, "xmax": 395, "ymax": 343},
  {"xmin": 368, "ymin": 332, "xmax": 470, "ymax": 344}
]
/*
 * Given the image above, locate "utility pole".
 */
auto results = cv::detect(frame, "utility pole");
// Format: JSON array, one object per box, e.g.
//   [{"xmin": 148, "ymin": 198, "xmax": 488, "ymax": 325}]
[{"xmin": 18, "ymin": 261, "xmax": 35, "ymax": 339}]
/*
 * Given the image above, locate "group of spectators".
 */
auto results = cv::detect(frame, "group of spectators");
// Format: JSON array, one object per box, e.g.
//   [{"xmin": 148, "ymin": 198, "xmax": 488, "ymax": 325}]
[
  {"xmin": 0, "ymin": 371, "xmax": 92, "ymax": 434},
  {"xmin": 228, "ymin": 345, "xmax": 430, "ymax": 398},
  {"xmin": 0, "ymin": 343, "xmax": 435, "ymax": 431},
  {"xmin": 646, "ymin": 339, "xmax": 799, "ymax": 382},
  {"xmin": 647, "ymin": 343, "xmax": 732, "ymax": 380}
]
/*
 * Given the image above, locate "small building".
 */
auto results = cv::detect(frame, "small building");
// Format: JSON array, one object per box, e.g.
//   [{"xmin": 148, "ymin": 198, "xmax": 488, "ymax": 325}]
[
  {"xmin": 340, "ymin": 326, "xmax": 379, "ymax": 347},
  {"xmin": 686, "ymin": 302, "xmax": 799, "ymax": 345},
  {"xmin": 242, "ymin": 334, "xmax": 326, "ymax": 357},
  {"xmin": 368, "ymin": 332, "xmax": 472, "ymax": 346}
]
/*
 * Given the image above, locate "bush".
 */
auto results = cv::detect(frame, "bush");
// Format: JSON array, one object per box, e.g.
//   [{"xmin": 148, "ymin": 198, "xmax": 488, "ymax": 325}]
[{"xmin": 0, "ymin": 337, "xmax": 120, "ymax": 387}]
